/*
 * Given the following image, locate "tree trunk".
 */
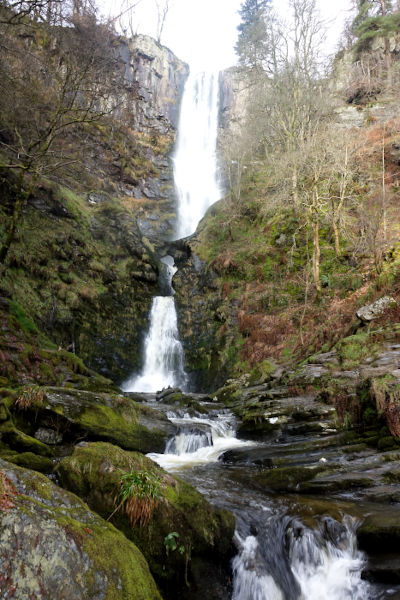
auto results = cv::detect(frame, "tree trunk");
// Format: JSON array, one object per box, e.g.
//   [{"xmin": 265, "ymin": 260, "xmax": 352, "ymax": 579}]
[
  {"xmin": 312, "ymin": 220, "xmax": 321, "ymax": 298},
  {"xmin": 0, "ymin": 192, "xmax": 25, "ymax": 266},
  {"xmin": 333, "ymin": 216, "xmax": 340, "ymax": 258}
]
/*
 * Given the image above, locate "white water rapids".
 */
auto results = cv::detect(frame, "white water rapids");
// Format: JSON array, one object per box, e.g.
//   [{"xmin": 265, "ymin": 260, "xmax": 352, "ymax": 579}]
[{"xmin": 148, "ymin": 411, "xmax": 373, "ymax": 600}]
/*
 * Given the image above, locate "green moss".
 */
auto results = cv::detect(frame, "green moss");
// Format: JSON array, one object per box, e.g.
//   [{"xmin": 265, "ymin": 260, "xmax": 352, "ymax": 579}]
[
  {"xmin": 4, "ymin": 460, "xmax": 161, "ymax": 600},
  {"xmin": 254, "ymin": 466, "xmax": 323, "ymax": 492},
  {"xmin": 2, "ymin": 452, "xmax": 54, "ymax": 472},
  {"xmin": 57, "ymin": 442, "xmax": 235, "ymax": 594},
  {"xmin": 0, "ymin": 424, "xmax": 53, "ymax": 457},
  {"xmin": 248, "ymin": 359, "xmax": 277, "ymax": 385},
  {"xmin": 336, "ymin": 332, "xmax": 381, "ymax": 369},
  {"xmin": 9, "ymin": 300, "xmax": 39, "ymax": 335}
]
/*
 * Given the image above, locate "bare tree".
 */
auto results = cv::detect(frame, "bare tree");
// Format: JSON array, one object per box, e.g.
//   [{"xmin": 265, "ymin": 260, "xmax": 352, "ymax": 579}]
[
  {"xmin": 0, "ymin": 12, "xmax": 121, "ymax": 266},
  {"xmin": 155, "ymin": 0, "xmax": 170, "ymax": 44}
]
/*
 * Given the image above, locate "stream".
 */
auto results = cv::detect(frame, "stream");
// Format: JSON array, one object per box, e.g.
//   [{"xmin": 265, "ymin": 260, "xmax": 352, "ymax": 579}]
[{"xmin": 145, "ymin": 402, "xmax": 398, "ymax": 600}]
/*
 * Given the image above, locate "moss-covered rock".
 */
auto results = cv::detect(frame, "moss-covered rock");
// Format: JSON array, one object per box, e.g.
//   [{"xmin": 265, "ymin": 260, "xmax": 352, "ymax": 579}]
[
  {"xmin": 0, "ymin": 451, "xmax": 54, "ymax": 472},
  {"xmin": 253, "ymin": 465, "xmax": 323, "ymax": 492},
  {"xmin": 0, "ymin": 423, "xmax": 53, "ymax": 457},
  {"xmin": 56, "ymin": 441, "xmax": 235, "ymax": 599},
  {"xmin": 358, "ymin": 511, "xmax": 400, "ymax": 553},
  {"xmin": 0, "ymin": 458, "xmax": 161, "ymax": 600},
  {"xmin": 11, "ymin": 387, "xmax": 174, "ymax": 453}
]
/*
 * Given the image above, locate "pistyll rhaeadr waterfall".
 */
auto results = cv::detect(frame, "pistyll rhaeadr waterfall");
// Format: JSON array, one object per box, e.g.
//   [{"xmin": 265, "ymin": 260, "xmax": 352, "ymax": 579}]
[
  {"xmin": 174, "ymin": 71, "xmax": 221, "ymax": 238},
  {"xmin": 123, "ymin": 71, "xmax": 221, "ymax": 394}
]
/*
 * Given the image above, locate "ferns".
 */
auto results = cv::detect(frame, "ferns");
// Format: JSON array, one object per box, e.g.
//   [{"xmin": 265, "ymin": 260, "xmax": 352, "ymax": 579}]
[{"xmin": 109, "ymin": 470, "xmax": 162, "ymax": 528}]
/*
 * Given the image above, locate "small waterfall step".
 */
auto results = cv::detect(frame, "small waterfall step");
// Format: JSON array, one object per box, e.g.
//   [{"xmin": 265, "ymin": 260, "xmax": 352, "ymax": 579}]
[{"xmin": 122, "ymin": 255, "xmax": 187, "ymax": 394}]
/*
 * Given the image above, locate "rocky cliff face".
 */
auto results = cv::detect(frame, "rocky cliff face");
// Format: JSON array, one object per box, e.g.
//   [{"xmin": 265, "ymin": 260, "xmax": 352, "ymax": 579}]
[
  {"xmin": 0, "ymin": 31, "xmax": 189, "ymax": 386},
  {"xmin": 218, "ymin": 67, "xmax": 249, "ymax": 138},
  {"xmin": 118, "ymin": 34, "xmax": 189, "ymax": 135}
]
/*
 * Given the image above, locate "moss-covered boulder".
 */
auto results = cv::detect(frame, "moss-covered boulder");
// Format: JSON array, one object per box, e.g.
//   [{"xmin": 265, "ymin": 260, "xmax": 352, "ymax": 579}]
[
  {"xmin": 0, "ymin": 422, "xmax": 53, "ymax": 457},
  {"xmin": 0, "ymin": 458, "xmax": 161, "ymax": 600},
  {"xmin": 10, "ymin": 387, "xmax": 175, "ymax": 453},
  {"xmin": 253, "ymin": 465, "xmax": 323, "ymax": 492},
  {"xmin": 358, "ymin": 511, "xmax": 400, "ymax": 553},
  {"xmin": 56, "ymin": 441, "xmax": 235, "ymax": 599},
  {"xmin": 0, "ymin": 451, "xmax": 53, "ymax": 472}
]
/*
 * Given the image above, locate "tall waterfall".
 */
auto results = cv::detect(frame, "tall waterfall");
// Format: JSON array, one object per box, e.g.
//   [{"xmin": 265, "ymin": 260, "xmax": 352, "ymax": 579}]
[
  {"xmin": 173, "ymin": 71, "xmax": 221, "ymax": 238},
  {"xmin": 122, "ymin": 257, "xmax": 187, "ymax": 393},
  {"xmin": 123, "ymin": 69, "xmax": 221, "ymax": 393}
]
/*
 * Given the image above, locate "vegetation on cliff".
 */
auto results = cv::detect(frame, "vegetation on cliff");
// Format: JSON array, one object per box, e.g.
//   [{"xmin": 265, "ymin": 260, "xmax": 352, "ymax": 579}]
[
  {"xmin": 188, "ymin": 0, "xmax": 400, "ymax": 383},
  {"xmin": 0, "ymin": 0, "xmax": 183, "ymax": 384}
]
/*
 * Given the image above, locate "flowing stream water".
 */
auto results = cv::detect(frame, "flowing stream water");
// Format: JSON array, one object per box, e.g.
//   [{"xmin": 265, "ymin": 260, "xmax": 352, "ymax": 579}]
[{"xmin": 147, "ymin": 410, "xmax": 377, "ymax": 600}]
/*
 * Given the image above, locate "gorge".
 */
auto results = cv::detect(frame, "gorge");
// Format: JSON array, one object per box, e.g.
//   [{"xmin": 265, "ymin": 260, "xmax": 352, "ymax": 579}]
[{"xmin": 1, "ymin": 2, "xmax": 400, "ymax": 599}]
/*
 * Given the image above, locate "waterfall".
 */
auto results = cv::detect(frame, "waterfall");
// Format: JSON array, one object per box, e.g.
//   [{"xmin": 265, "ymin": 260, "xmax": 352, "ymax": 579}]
[
  {"xmin": 122, "ymin": 257, "xmax": 187, "ymax": 393},
  {"xmin": 173, "ymin": 71, "xmax": 222, "ymax": 238},
  {"xmin": 148, "ymin": 413, "xmax": 254, "ymax": 470},
  {"xmin": 124, "ymin": 69, "xmax": 222, "ymax": 393}
]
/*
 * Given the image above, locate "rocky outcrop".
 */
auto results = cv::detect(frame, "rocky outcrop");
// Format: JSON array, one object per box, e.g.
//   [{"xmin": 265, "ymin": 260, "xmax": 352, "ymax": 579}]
[
  {"xmin": 218, "ymin": 68, "xmax": 250, "ymax": 139},
  {"xmin": 118, "ymin": 34, "xmax": 189, "ymax": 135},
  {"xmin": 170, "ymin": 236, "xmax": 228, "ymax": 390},
  {"xmin": 57, "ymin": 441, "xmax": 235, "ymax": 600},
  {"xmin": 356, "ymin": 296, "xmax": 397, "ymax": 322},
  {"xmin": 4, "ymin": 386, "xmax": 175, "ymax": 455},
  {"xmin": 0, "ymin": 459, "xmax": 161, "ymax": 600}
]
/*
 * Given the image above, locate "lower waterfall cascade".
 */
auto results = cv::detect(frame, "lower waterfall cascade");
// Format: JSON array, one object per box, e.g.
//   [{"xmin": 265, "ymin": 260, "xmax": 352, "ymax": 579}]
[
  {"xmin": 145, "ymin": 405, "xmax": 389, "ymax": 600},
  {"xmin": 122, "ymin": 256, "xmax": 187, "ymax": 393}
]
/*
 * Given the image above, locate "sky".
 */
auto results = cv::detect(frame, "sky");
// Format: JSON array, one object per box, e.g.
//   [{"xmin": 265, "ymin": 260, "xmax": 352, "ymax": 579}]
[{"xmin": 100, "ymin": 0, "xmax": 353, "ymax": 71}]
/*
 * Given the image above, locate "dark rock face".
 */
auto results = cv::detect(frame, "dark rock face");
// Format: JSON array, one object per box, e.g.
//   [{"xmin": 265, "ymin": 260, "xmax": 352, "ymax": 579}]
[
  {"xmin": 170, "ymin": 237, "xmax": 226, "ymax": 391},
  {"xmin": 118, "ymin": 34, "xmax": 189, "ymax": 135},
  {"xmin": 0, "ymin": 459, "xmax": 162, "ymax": 600}
]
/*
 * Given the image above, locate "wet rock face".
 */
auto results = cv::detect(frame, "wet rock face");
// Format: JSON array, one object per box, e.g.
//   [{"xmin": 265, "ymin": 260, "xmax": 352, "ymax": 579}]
[
  {"xmin": 117, "ymin": 35, "xmax": 189, "ymax": 135},
  {"xmin": 0, "ymin": 459, "xmax": 161, "ymax": 600},
  {"xmin": 171, "ymin": 238, "xmax": 225, "ymax": 390}
]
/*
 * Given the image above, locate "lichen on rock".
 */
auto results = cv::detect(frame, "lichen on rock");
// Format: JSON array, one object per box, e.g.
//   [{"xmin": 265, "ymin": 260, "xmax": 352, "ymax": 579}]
[{"xmin": 0, "ymin": 459, "xmax": 161, "ymax": 600}]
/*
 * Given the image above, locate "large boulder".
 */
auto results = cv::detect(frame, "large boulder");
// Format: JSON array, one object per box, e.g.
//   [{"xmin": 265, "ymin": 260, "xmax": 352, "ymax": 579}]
[
  {"xmin": 56, "ymin": 441, "xmax": 235, "ymax": 599},
  {"xmin": 358, "ymin": 511, "xmax": 400, "ymax": 553},
  {"xmin": 0, "ymin": 458, "xmax": 161, "ymax": 600},
  {"xmin": 356, "ymin": 296, "xmax": 397, "ymax": 322}
]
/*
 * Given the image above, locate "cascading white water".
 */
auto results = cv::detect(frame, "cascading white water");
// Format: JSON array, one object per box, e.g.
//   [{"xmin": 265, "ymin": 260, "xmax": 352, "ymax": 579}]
[
  {"xmin": 148, "ymin": 413, "xmax": 254, "ymax": 470},
  {"xmin": 124, "ymin": 70, "xmax": 222, "ymax": 392},
  {"xmin": 122, "ymin": 257, "xmax": 187, "ymax": 393},
  {"xmin": 173, "ymin": 71, "xmax": 222, "ymax": 238},
  {"xmin": 232, "ymin": 518, "xmax": 371, "ymax": 600}
]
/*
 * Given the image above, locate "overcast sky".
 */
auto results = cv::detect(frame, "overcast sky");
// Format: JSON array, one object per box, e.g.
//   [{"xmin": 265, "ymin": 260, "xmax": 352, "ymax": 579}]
[{"xmin": 100, "ymin": 0, "xmax": 353, "ymax": 71}]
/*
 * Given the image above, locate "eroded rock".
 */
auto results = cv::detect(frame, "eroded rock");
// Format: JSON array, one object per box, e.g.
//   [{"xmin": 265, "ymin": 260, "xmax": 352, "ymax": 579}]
[{"xmin": 356, "ymin": 296, "xmax": 397, "ymax": 322}]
